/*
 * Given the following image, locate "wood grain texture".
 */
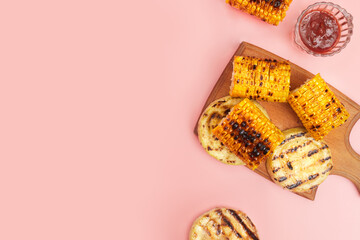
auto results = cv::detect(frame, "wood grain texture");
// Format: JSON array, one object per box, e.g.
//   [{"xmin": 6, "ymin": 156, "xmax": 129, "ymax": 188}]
[{"xmin": 195, "ymin": 42, "xmax": 360, "ymax": 200}]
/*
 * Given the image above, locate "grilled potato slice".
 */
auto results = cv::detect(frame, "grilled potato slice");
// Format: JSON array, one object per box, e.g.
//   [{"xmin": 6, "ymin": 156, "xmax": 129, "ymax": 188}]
[
  {"xmin": 198, "ymin": 96, "xmax": 269, "ymax": 165},
  {"xmin": 266, "ymin": 127, "xmax": 333, "ymax": 193},
  {"xmin": 189, "ymin": 207, "xmax": 260, "ymax": 240}
]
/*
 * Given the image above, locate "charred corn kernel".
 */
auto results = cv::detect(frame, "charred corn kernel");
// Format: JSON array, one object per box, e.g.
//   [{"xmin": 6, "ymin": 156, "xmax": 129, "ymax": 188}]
[
  {"xmin": 212, "ymin": 98, "xmax": 285, "ymax": 170},
  {"xmin": 225, "ymin": 0, "xmax": 293, "ymax": 25},
  {"xmin": 229, "ymin": 56, "xmax": 291, "ymax": 102},
  {"xmin": 287, "ymin": 74, "xmax": 349, "ymax": 140}
]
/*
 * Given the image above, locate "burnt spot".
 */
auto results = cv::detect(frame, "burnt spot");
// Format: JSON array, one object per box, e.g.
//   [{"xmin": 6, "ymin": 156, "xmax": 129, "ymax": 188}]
[
  {"xmin": 272, "ymin": 167, "xmax": 280, "ymax": 173},
  {"xmin": 207, "ymin": 146, "xmax": 212, "ymax": 151},
  {"xmin": 294, "ymin": 95, "xmax": 298, "ymax": 99},
  {"xmin": 286, "ymin": 181, "xmax": 303, "ymax": 190},
  {"xmin": 237, "ymin": 79, "xmax": 240, "ymax": 83},
  {"xmin": 260, "ymin": 75, "xmax": 263, "ymax": 80},
  {"xmin": 253, "ymin": 65, "xmax": 257, "ymax": 70},
  {"xmin": 336, "ymin": 107, "xmax": 342, "ymax": 113},
  {"xmin": 259, "ymin": 82, "xmax": 263, "ymax": 87},
  {"xmin": 216, "ymin": 225, "xmax": 222, "ymax": 235},
  {"xmin": 287, "ymin": 162, "xmax": 293, "ymax": 170},
  {"xmin": 325, "ymin": 103, "xmax": 330, "ymax": 108},
  {"xmin": 308, "ymin": 173, "xmax": 319, "ymax": 180},
  {"xmin": 274, "ymin": 0, "xmax": 282, "ymax": 8},
  {"xmin": 325, "ymin": 89, "xmax": 328, "ymax": 92},
  {"xmin": 320, "ymin": 145, "xmax": 329, "ymax": 150},
  {"xmin": 224, "ymin": 126, "xmax": 228, "ymax": 131},
  {"xmin": 322, "ymin": 166, "xmax": 333, "ymax": 174},
  {"xmin": 278, "ymin": 176, "xmax": 287, "ymax": 182},
  {"xmin": 224, "ymin": 109, "xmax": 231, "ymax": 115},
  {"xmin": 212, "ymin": 104, "xmax": 217, "ymax": 107},
  {"xmin": 307, "ymin": 149, "xmax": 319, "ymax": 157},
  {"xmin": 319, "ymin": 156, "xmax": 332, "ymax": 162}
]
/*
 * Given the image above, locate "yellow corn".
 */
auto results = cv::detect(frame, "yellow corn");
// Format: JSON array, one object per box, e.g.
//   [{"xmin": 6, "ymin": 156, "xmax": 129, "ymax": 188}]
[
  {"xmin": 226, "ymin": 0, "xmax": 293, "ymax": 25},
  {"xmin": 229, "ymin": 56, "xmax": 291, "ymax": 102},
  {"xmin": 287, "ymin": 74, "xmax": 349, "ymax": 140},
  {"xmin": 212, "ymin": 98, "xmax": 285, "ymax": 170}
]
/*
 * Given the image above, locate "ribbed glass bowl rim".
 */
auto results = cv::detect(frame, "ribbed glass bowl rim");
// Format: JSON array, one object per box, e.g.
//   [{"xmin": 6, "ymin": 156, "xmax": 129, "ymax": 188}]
[{"xmin": 294, "ymin": 1, "xmax": 354, "ymax": 57}]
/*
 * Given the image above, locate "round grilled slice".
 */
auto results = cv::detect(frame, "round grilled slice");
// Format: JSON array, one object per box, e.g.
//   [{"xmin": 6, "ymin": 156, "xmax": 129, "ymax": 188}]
[
  {"xmin": 266, "ymin": 127, "xmax": 333, "ymax": 193},
  {"xmin": 189, "ymin": 207, "xmax": 260, "ymax": 240},
  {"xmin": 198, "ymin": 96, "xmax": 269, "ymax": 165}
]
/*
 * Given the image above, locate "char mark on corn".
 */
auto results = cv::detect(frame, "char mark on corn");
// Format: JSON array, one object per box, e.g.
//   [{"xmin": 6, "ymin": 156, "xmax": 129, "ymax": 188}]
[{"xmin": 229, "ymin": 56, "xmax": 291, "ymax": 102}]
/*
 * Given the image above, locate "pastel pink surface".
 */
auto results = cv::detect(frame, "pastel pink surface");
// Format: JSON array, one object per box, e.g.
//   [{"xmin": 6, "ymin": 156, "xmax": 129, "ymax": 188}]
[{"xmin": 0, "ymin": 0, "xmax": 359, "ymax": 240}]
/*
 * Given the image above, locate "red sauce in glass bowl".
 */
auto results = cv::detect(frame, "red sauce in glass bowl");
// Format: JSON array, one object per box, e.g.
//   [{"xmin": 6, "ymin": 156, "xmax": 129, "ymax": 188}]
[{"xmin": 299, "ymin": 10, "xmax": 340, "ymax": 53}]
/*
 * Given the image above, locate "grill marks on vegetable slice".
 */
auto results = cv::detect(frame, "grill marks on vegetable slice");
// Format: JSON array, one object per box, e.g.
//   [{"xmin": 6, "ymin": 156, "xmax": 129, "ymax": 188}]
[
  {"xmin": 278, "ymin": 176, "xmax": 287, "ymax": 182},
  {"xmin": 308, "ymin": 173, "xmax": 319, "ymax": 180},
  {"xmin": 280, "ymin": 132, "xmax": 306, "ymax": 145},
  {"xmin": 273, "ymin": 139, "xmax": 312, "ymax": 160},
  {"xmin": 216, "ymin": 209, "xmax": 243, "ymax": 239},
  {"xmin": 286, "ymin": 180, "xmax": 303, "ymax": 190},
  {"xmin": 268, "ymin": 130, "xmax": 333, "ymax": 192},
  {"xmin": 322, "ymin": 166, "xmax": 333, "ymax": 174},
  {"xmin": 228, "ymin": 209, "xmax": 259, "ymax": 240},
  {"xmin": 319, "ymin": 156, "xmax": 331, "ymax": 162},
  {"xmin": 307, "ymin": 149, "xmax": 319, "ymax": 157}
]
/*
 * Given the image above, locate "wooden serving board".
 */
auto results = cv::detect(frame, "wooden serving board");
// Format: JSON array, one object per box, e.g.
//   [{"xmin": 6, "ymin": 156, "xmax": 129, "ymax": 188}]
[{"xmin": 195, "ymin": 42, "xmax": 360, "ymax": 200}]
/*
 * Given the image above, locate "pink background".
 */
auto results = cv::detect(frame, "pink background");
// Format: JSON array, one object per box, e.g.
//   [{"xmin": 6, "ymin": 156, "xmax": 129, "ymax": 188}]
[{"xmin": 1, "ymin": 0, "xmax": 360, "ymax": 239}]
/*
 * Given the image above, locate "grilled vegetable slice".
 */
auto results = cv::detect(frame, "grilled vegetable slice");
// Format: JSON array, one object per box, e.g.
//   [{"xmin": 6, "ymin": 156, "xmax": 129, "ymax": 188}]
[
  {"xmin": 189, "ymin": 207, "xmax": 259, "ymax": 240},
  {"xmin": 287, "ymin": 74, "xmax": 349, "ymax": 140},
  {"xmin": 267, "ymin": 128, "xmax": 333, "ymax": 193},
  {"xmin": 198, "ymin": 96, "xmax": 269, "ymax": 165},
  {"xmin": 212, "ymin": 98, "xmax": 284, "ymax": 170},
  {"xmin": 229, "ymin": 56, "xmax": 291, "ymax": 102},
  {"xmin": 226, "ymin": 0, "xmax": 293, "ymax": 25}
]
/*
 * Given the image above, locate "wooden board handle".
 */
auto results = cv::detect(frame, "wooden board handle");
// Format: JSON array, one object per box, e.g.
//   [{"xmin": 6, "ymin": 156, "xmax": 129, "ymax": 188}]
[{"xmin": 332, "ymin": 112, "xmax": 360, "ymax": 193}]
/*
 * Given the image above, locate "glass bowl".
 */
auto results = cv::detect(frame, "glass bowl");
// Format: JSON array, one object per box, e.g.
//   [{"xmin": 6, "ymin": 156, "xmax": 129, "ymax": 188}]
[{"xmin": 294, "ymin": 2, "xmax": 353, "ymax": 57}]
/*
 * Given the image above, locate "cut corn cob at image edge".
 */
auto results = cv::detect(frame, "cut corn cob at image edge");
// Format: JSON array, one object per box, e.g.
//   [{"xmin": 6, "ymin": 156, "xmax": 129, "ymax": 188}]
[
  {"xmin": 287, "ymin": 74, "xmax": 349, "ymax": 140},
  {"xmin": 212, "ymin": 98, "xmax": 285, "ymax": 170},
  {"xmin": 225, "ymin": 0, "xmax": 293, "ymax": 25},
  {"xmin": 229, "ymin": 56, "xmax": 291, "ymax": 102}
]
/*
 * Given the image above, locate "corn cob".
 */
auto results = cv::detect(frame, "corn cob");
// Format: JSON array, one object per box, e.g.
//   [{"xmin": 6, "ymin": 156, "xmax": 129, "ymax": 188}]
[
  {"xmin": 226, "ymin": 0, "xmax": 293, "ymax": 25},
  {"xmin": 287, "ymin": 74, "xmax": 349, "ymax": 140},
  {"xmin": 212, "ymin": 98, "xmax": 284, "ymax": 170},
  {"xmin": 229, "ymin": 56, "xmax": 291, "ymax": 102}
]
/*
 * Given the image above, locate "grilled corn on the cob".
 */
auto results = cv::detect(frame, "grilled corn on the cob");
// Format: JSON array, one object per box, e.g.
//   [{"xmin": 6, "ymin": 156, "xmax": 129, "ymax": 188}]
[
  {"xmin": 229, "ymin": 56, "xmax": 291, "ymax": 102},
  {"xmin": 226, "ymin": 0, "xmax": 293, "ymax": 25},
  {"xmin": 287, "ymin": 74, "xmax": 349, "ymax": 140},
  {"xmin": 212, "ymin": 98, "xmax": 284, "ymax": 170},
  {"xmin": 197, "ymin": 96, "xmax": 269, "ymax": 166}
]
